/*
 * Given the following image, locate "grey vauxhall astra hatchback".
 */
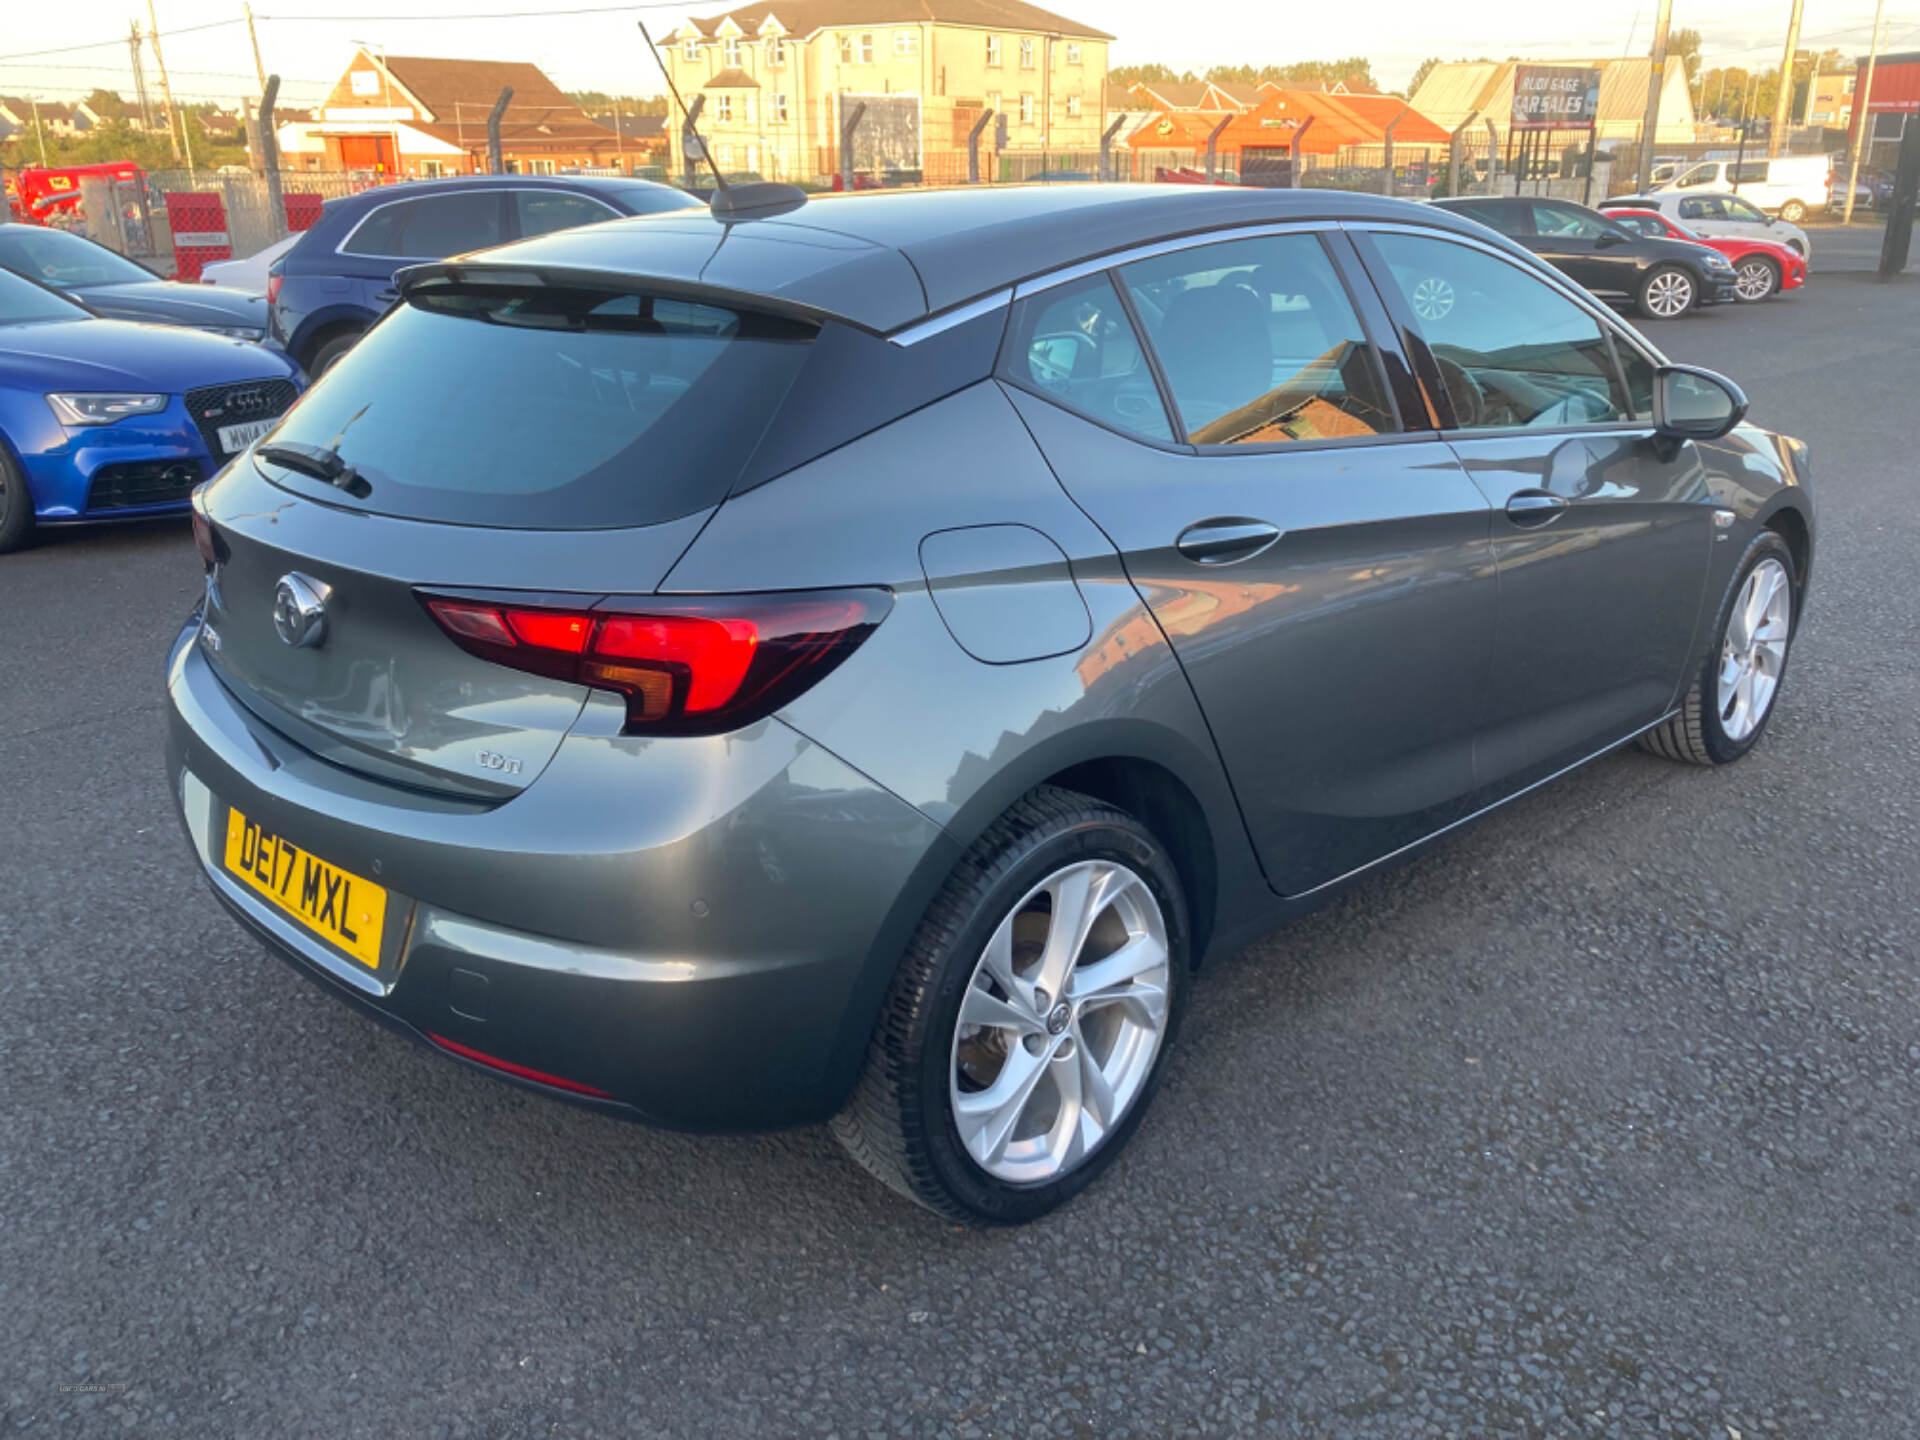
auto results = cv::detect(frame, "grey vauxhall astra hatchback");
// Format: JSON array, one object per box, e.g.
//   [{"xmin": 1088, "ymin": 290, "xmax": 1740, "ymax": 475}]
[{"xmin": 167, "ymin": 183, "xmax": 1814, "ymax": 1222}]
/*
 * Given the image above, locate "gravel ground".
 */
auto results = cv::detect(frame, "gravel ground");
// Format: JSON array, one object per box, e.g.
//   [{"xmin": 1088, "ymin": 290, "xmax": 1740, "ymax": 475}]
[{"xmin": 1, "ymin": 262, "xmax": 1916, "ymax": 1439}]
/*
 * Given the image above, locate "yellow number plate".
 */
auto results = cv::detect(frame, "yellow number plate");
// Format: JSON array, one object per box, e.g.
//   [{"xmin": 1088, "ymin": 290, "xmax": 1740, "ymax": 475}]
[{"xmin": 222, "ymin": 807, "xmax": 388, "ymax": 970}]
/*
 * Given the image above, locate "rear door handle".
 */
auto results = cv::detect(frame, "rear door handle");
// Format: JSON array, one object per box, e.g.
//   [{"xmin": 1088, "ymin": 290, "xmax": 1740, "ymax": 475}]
[
  {"xmin": 374, "ymin": 288, "xmax": 400, "ymax": 305},
  {"xmin": 1504, "ymin": 490, "xmax": 1568, "ymax": 528},
  {"xmin": 1176, "ymin": 518, "xmax": 1282, "ymax": 565}
]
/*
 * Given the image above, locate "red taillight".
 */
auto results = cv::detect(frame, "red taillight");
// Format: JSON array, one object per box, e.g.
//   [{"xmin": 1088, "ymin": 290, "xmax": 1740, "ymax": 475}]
[
  {"xmin": 266, "ymin": 272, "xmax": 283, "ymax": 306},
  {"xmin": 420, "ymin": 589, "xmax": 889, "ymax": 735},
  {"xmin": 426, "ymin": 1033, "xmax": 613, "ymax": 1098}
]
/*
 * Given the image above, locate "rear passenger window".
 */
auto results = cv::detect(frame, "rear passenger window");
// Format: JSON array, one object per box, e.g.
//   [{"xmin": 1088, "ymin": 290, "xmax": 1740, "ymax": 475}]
[
  {"xmin": 1005, "ymin": 273, "xmax": 1173, "ymax": 442},
  {"xmin": 341, "ymin": 199, "xmax": 415, "ymax": 256},
  {"xmin": 396, "ymin": 192, "xmax": 505, "ymax": 257},
  {"xmin": 1119, "ymin": 233, "xmax": 1395, "ymax": 445},
  {"xmin": 1369, "ymin": 232, "xmax": 1630, "ymax": 429}
]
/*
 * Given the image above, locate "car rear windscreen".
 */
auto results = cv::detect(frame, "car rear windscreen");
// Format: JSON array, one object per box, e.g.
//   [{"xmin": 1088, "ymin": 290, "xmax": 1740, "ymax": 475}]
[{"xmin": 258, "ymin": 282, "xmax": 815, "ymax": 529}]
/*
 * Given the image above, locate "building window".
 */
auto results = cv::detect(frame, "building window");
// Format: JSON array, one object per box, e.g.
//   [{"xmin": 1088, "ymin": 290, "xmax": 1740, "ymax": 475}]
[
  {"xmin": 525, "ymin": 158, "xmax": 556, "ymax": 175},
  {"xmin": 1844, "ymin": 76, "xmax": 1856, "ymax": 93},
  {"xmin": 895, "ymin": 30, "xmax": 917, "ymax": 56},
  {"xmin": 1067, "ymin": 42, "xmax": 1081, "ymax": 64},
  {"xmin": 1020, "ymin": 92, "xmax": 1035, "ymax": 124},
  {"xmin": 859, "ymin": 32, "xmax": 874, "ymax": 63},
  {"xmin": 986, "ymin": 35, "xmax": 1001, "ymax": 67},
  {"xmin": 1066, "ymin": 95, "xmax": 1081, "ymax": 118},
  {"xmin": 838, "ymin": 33, "xmax": 853, "ymax": 63},
  {"xmin": 767, "ymin": 36, "xmax": 785, "ymax": 66},
  {"xmin": 987, "ymin": 90, "xmax": 1002, "ymax": 118},
  {"xmin": 716, "ymin": 94, "xmax": 733, "ymax": 121},
  {"xmin": 1020, "ymin": 37, "xmax": 1035, "ymax": 69},
  {"xmin": 682, "ymin": 37, "xmax": 700, "ymax": 61},
  {"xmin": 719, "ymin": 143, "xmax": 733, "ymax": 167},
  {"xmin": 724, "ymin": 36, "xmax": 741, "ymax": 66},
  {"xmin": 420, "ymin": 159, "xmax": 446, "ymax": 177},
  {"xmin": 774, "ymin": 93, "xmax": 789, "ymax": 122}
]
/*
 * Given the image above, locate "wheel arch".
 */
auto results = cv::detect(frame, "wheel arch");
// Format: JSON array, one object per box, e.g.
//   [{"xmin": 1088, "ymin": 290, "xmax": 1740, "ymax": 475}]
[
  {"xmin": 1763, "ymin": 501, "xmax": 1813, "ymax": 599},
  {"xmin": 289, "ymin": 306, "xmax": 373, "ymax": 373}
]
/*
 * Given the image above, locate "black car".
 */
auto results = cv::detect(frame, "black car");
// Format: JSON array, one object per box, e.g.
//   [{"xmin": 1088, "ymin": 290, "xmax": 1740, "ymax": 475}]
[
  {"xmin": 0, "ymin": 224, "xmax": 270, "ymax": 340},
  {"xmin": 1433, "ymin": 196, "xmax": 1738, "ymax": 320},
  {"xmin": 267, "ymin": 174, "xmax": 703, "ymax": 376}
]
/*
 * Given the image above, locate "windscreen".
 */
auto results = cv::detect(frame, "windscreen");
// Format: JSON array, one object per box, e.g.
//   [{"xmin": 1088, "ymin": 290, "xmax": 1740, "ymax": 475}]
[
  {"xmin": 0, "ymin": 267, "xmax": 89, "ymax": 324},
  {"xmin": 257, "ymin": 281, "xmax": 815, "ymax": 529},
  {"xmin": 0, "ymin": 226, "xmax": 154, "ymax": 288}
]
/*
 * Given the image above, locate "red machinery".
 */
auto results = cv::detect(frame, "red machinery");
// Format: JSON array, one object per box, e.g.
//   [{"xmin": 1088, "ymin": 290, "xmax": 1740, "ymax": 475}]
[{"xmin": 6, "ymin": 162, "xmax": 145, "ymax": 224}]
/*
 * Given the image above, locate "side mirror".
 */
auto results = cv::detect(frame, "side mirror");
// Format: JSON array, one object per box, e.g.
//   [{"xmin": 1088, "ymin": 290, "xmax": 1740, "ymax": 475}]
[{"xmin": 1654, "ymin": 364, "xmax": 1747, "ymax": 441}]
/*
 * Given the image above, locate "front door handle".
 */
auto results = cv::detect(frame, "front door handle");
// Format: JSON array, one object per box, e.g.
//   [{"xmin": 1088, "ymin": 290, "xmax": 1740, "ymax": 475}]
[
  {"xmin": 1176, "ymin": 518, "xmax": 1282, "ymax": 565},
  {"xmin": 1505, "ymin": 490, "xmax": 1568, "ymax": 528}
]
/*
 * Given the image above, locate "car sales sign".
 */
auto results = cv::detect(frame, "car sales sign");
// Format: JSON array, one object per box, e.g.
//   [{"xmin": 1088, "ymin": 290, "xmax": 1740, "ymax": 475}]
[{"xmin": 1511, "ymin": 66, "xmax": 1603, "ymax": 130}]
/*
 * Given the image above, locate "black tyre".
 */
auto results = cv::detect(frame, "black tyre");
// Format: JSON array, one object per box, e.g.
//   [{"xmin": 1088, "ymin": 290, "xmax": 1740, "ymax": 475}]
[
  {"xmin": 1732, "ymin": 254, "xmax": 1781, "ymax": 302},
  {"xmin": 304, "ymin": 329, "xmax": 362, "ymax": 379},
  {"xmin": 0, "ymin": 444, "xmax": 35, "ymax": 555},
  {"xmin": 1641, "ymin": 532, "xmax": 1799, "ymax": 766},
  {"xmin": 1637, "ymin": 264, "xmax": 1697, "ymax": 320},
  {"xmin": 832, "ymin": 785, "xmax": 1190, "ymax": 1224}
]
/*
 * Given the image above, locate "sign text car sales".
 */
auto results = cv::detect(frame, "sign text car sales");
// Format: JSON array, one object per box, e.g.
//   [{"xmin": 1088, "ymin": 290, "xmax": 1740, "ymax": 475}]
[{"xmin": 1510, "ymin": 66, "xmax": 1603, "ymax": 130}]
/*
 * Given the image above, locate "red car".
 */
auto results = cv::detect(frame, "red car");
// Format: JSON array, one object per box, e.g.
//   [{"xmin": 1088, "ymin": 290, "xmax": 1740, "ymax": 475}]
[{"xmin": 1605, "ymin": 208, "xmax": 1806, "ymax": 302}]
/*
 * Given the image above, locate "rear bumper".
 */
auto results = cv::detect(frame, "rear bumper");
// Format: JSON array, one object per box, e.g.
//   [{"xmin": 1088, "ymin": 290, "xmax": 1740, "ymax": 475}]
[{"xmin": 165, "ymin": 615, "xmax": 953, "ymax": 1131}]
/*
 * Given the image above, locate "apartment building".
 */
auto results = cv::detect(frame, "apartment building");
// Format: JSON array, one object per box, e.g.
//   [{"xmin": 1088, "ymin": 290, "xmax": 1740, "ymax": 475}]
[{"xmin": 660, "ymin": 0, "xmax": 1112, "ymax": 180}]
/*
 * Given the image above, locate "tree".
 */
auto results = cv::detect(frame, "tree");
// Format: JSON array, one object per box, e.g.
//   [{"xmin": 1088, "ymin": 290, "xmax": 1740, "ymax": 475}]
[
  {"xmin": 82, "ymin": 88, "xmax": 131, "ymax": 121},
  {"xmin": 1404, "ymin": 57, "xmax": 1443, "ymax": 99},
  {"xmin": 1669, "ymin": 28, "xmax": 1703, "ymax": 81},
  {"xmin": 1108, "ymin": 63, "xmax": 1197, "ymax": 88}
]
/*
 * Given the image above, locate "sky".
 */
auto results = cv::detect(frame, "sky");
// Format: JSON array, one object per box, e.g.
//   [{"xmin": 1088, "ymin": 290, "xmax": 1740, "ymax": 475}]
[{"xmin": 0, "ymin": 0, "xmax": 1909, "ymax": 110}]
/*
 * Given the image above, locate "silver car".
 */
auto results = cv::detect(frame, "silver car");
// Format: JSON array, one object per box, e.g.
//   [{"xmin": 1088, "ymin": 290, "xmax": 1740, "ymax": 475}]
[{"xmin": 167, "ymin": 183, "xmax": 1815, "ymax": 1223}]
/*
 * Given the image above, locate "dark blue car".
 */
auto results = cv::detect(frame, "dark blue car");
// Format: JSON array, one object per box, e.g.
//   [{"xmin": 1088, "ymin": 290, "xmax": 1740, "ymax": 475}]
[
  {"xmin": 0, "ymin": 224, "xmax": 271, "ymax": 340},
  {"xmin": 0, "ymin": 267, "xmax": 300, "ymax": 553},
  {"xmin": 268, "ymin": 174, "xmax": 702, "ymax": 376}
]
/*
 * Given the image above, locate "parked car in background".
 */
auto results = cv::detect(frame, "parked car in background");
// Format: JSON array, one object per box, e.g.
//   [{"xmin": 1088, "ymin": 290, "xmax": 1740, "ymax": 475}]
[
  {"xmin": 267, "ymin": 174, "xmax": 704, "ymax": 376},
  {"xmin": 1828, "ymin": 164, "xmax": 1894, "ymax": 213},
  {"xmin": 1655, "ymin": 154, "xmax": 1828, "ymax": 222},
  {"xmin": 1433, "ymin": 195, "xmax": 1736, "ymax": 318},
  {"xmin": 170, "ymin": 184, "xmax": 1813, "ymax": 1222},
  {"xmin": 0, "ymin": 224, "xmax": 270, "ymax": 339},
  {"xmin": 200, "ymin": 233, "xmax": 299, "ymax": 298},
  {"xmin": 0, "ymin": 267, "xmax": 299, "ymax": 553},
  {"xmin": 1604, "ymin": 191, "xmax": 1812, "ymax": 260},
  {"xmin": 1604, "ymin": 208, "xmax": 1806, "ymax": 302}
]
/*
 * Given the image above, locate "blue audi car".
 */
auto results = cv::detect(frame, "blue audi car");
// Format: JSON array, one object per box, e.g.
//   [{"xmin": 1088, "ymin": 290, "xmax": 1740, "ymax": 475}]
[{"xmin": 0, "ymin": 267, "xmax": 300, "ymax": 552}]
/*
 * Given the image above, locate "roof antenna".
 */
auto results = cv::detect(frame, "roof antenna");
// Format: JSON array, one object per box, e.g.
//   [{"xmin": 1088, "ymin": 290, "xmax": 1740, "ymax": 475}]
[{"xmin": 638, "ymin": 19, "xmax": 808, "ymax": 221}]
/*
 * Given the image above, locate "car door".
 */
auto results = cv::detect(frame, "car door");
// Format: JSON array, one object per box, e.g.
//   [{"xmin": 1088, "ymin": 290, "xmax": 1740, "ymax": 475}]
[
  {"xmin": 1675, "ymin": 194, "xmax": 1736, "ymax": 242},
  {"xmin": 1527, "ymin": 201, "xmax": 1639, "ymax": 300},
  {"xmin": 1352, "ymin": 226, "xmax": 1715, "ymax": 793},
  {"xmin": 338, "ymin": 190, "xmax": 510, "ymax": 315},
  {"xmin": 998, "ymin": 227, "xmax": 1501, "ymax": 896}
]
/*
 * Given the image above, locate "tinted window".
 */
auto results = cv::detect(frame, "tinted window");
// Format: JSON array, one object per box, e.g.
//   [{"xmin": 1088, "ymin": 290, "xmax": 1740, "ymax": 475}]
[
  {"xmin": 0, "ymin": 227, "xmax": 153, "ymax": 288},
  {"xmin": 258, "ymin": 283, "xmax": 814, "ymax": 529},
  {"xmin": 340, "ymin": 198, "xmax": 415, "ymax": 256},
  {"xmin": 1676, "ymin": 164, "xmax": 1718, "ymax": 189},
  {"xmin": 1451, "ymin": 201, "xmax": 1525, "ymax": 236},
  {"xmin": 395, "ymin": 192, "xmax": 504, "ymax": 257},
  {"xmin": 1120, "ymin": 233, "xmax": 1395, "ymax": 445},
  {"xmin": 0, "ymin": 267, "xmax": 89, "ymax": 325},
  {"xmin": 1678, "ymin": 196, "xmax": 1726, "ymax": 221},
  {"xmin": 1006, "ymin": 273, "xmax": 1171, "ymax": 442},
  {"xmin": 1530, "ymin": 203, "xmax": 1611, "ymax": 240},
  {"xmin": 515, "ymin": 189, "xmax": 617, "ymax": 239},
  {"xmin": 1729, "ymin": 160, "xmax": 1768, "ymax": 186},
  {"xmin": 1616, "ymin": 340, "xmax": 1657, "ymax": 422},
  {"xmin": 1371, "ymin": 233, "xmax": 1628, "ymax": 430},
  {"xmin": 1613, "ymin": 213, "xmax": 1664, "ymax": 237},
  {"xmin": 1723, "ymin": 197, "xmax": 1770, "ymax": 224}
]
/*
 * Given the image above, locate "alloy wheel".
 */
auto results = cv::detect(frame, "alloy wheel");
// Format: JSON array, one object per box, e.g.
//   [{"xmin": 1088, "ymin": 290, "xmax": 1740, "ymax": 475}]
[
  {"xmin": 1411, "ymin": 276, "xmax": 1455, "ymax": 321},
  {"xmin": 1646, "ymin": 270, "xmax": 1694, "ymax": 317},
  {"xmin": 1716, "ymin": 557, "xmax": 1792, "ymax": 742},
  {"xmin": 949, "ymin": 859, "xmax": 1170, "ymax": 1185},
  {"xmin": 1734, "ymin": 259, "xmax": 1777, "ymax": 301}
]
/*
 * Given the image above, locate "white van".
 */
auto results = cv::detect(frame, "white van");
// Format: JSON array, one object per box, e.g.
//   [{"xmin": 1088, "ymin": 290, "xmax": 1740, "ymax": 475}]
[{"xmin": 1657, "ymin": 154, "xmax": 1830, "ymax": 222}]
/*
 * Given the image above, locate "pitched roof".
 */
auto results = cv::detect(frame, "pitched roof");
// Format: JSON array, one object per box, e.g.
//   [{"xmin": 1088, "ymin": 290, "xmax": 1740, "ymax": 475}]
[
  {"xmin": 682, "ymin": 0, "xmax": 1111, "ymax": 41},
  {"xmin": 338, "ymin": 54, "xmax": 618, "ymax": 148},
  {"xmin": 703, "ymin": 67, "xmax": 762, "ymax": 88}
]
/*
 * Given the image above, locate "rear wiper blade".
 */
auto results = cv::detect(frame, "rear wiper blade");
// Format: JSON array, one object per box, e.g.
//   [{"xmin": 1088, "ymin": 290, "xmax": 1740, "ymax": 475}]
[{"xmin": 256, "ymin": 441, "xmax": 370, "ymax": 496}]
